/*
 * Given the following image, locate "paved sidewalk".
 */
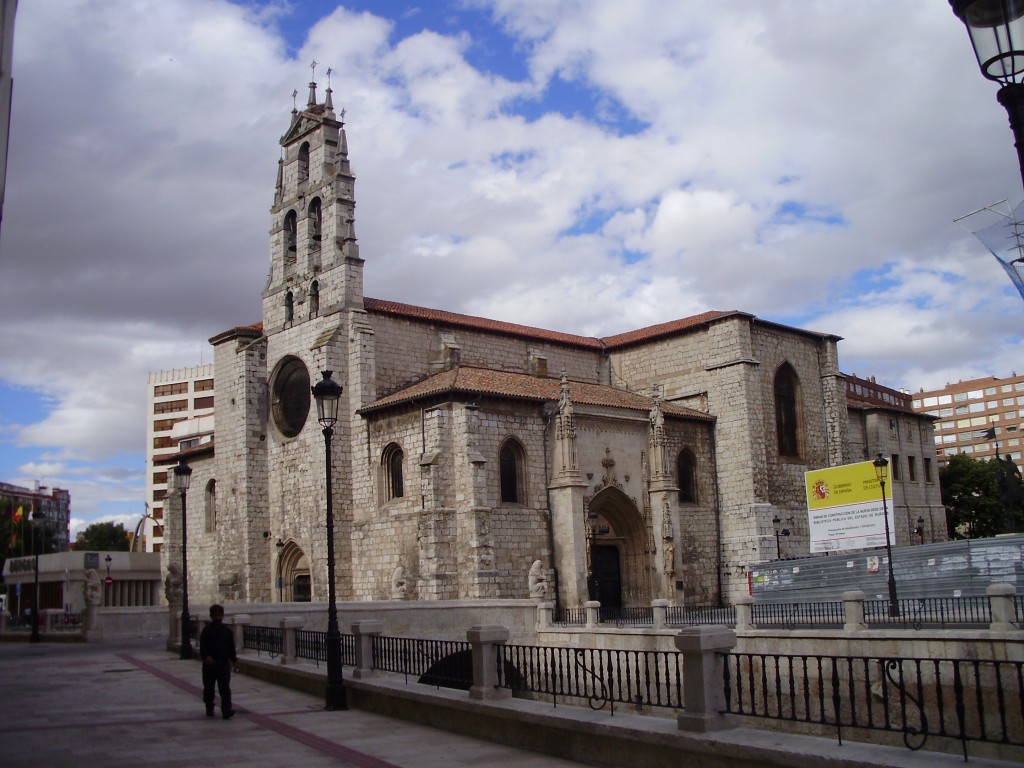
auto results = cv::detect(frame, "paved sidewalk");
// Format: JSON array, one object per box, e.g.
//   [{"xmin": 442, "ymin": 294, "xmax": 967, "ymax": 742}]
[{"xmin": 0, "ymin": 637, "xmax": 589, "ymax": 768}]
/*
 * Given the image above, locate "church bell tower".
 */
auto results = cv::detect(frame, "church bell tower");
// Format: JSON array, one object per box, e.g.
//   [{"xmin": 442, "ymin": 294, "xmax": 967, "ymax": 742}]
[{"xmin": 263, "ymin": 66, "xmax": 362, "ymax": 333}]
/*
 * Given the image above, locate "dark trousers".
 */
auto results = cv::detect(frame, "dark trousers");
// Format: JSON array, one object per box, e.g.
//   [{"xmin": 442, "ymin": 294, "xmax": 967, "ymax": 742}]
[{"xmin": 202, "ymin": 661, "xmax": 232, "ymax": 713}]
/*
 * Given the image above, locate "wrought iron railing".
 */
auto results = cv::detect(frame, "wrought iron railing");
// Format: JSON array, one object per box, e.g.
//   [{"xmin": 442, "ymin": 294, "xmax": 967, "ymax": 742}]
[
  {"xmin": 293, "ymin": 629, "xmax": 356, "ymax": 666},
  {"xmin": 665, "ymin": 604, "xmax": 737, "ymax": 627},
  {"xmin": 497, "ymin": 643, "xmax": 683, "ymax": 713},
  {"xmin": 752, "ymin": 601, "xmax": 846, "ymax": 628},
  {"xmin": 242, "ymin": 624, "xmax": 282, "ymax": 657},
  {"xmin": 723, "ymin": 651, "xmax": 1024, "ymax": 759},
  {"xmin": 863, "ymin": 597, "xmax": 991, "ymax": 629},
  {"xmin": 552, "ymin": 607, "xmax": 586, "ymax": 626},
  {"xmin": 372, "ymin": 635, "xmax": 473, "ymax": 689},
  {"xmin": 598, "ymin": 606, "xmax": 654, "ymax": 627}
]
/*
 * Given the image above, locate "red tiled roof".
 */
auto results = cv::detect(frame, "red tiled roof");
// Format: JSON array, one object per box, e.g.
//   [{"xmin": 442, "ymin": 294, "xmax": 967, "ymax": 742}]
[
  {"xmin": 359, "ymin": 366, "xmax": 713, "ymax": 420},
  {"xmin": 600, "ymin": 310, "xmax": 742, "ymax": 349},
  {"xmin": 364, "ymin": 297, "xmax": 602, "ymax": 348}
]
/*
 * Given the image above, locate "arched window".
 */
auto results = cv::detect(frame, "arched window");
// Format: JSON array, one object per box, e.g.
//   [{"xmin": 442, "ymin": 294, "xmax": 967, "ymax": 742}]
[
  {"xmin": 774, "ymin": 362, "xmax": 801, "ymax": 457},
  {"xmin": 284, "ymin": 291, "xmax": 294, "ymax": 322},
  {"xmin": 677, "ymin": 450, "xmax": 697, "ymax": 504},
  {"xmin": 383, "ymin": 443, "xmax": 404, "ymax": 500},
  {"xmin": 309, "ymin": 281, "xmax": 319, "ymax": 316},
  {"xmin": 308, "ymin": 198, "xmax": 322, "ymax": 242},
  {"xmin": 204, "ymin": 479, "xmax": 216, "ymax": 533},
  {"xmin": 499, "ymin": 438, "xmax": 525, "ymax": 504},
  {"xmin": 298, "ymin": 142, "xmax": 310, "ymax": 185},
  {"xmin": 284, "ymin": 210, "xmax": 297, "ymax": 257}
]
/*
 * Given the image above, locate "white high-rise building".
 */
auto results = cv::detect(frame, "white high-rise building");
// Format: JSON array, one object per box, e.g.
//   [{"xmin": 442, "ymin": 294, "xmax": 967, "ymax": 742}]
[{"xmin": 144, "ymin": 365, "xmax": 214, "ymax": 552}]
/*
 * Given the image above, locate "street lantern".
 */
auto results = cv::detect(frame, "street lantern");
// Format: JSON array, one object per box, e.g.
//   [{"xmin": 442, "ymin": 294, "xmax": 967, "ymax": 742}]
[
  {"xmin": 30, "ymin": 509, "xmax": 45, "ymax": 643},
  {"xmin": 872, "ymin": 454, "xmax": 900, "ymax": 618},
  {"xmin": 311, "ymin": 370, "xmax": 347, "ymax": 710},
  {"xmin": 276, "ymin": 538, "xmax": 285, "ymax": 602},
  {"xmin": 949, "ymin": 0, "xmax": 1024, "ymax": 188},
  {"xmin": 771, "ymin": 515, "xmax": 791, "ymax": 560},
  {"xmin": 173, "ymin": 458, "xmax": 194, "ymax": 660}
]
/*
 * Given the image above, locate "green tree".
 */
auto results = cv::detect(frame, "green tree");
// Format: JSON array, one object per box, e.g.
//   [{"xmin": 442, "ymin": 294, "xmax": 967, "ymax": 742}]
[
  {"xmin": 940, "ymin": 454, "xmax": 1006, "ymax": 539},
  {"xmin": 73, "ymin": 521, "xmax": 130, "ymax": 552}
]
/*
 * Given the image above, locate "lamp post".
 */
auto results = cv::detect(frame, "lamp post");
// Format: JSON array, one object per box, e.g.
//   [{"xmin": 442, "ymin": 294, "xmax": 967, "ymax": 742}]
[
  {"xmin": 104, "ymin": 554, "xmax": 112, "ymax": 607},
  {"xmin": 276, "ymin": 538, "xmax": 285, "ymax": 602},
  {"xmin": 915, "ymin": 516, "xmax": 926, "ymax": 544},
  {"xmin": 949, "ymin": 0, "xmax": 1024, "ymax": 189},
  {"xmin": 771, "ymin": 515, "xmax": 791, "ymax": 560},
  {"xmin": 173, "ymin": 458, "xmax": 193, "ymax": 660},
  {"xmin": 872, "ymin": 454, "xmax": 900, "ymax": 618},
  {"xmin": 30, "ymin": 509, "xmax": 44, "ymax": 643},
  {"xmin": 311, "ymin": 370, "xmax": 347, "ymax": 710}
]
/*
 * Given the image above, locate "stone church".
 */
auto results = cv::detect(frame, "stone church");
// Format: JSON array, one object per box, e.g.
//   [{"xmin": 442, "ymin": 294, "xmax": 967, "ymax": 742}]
[{"xmin": 166, "ymin": 79, "xmax": 943, "ymax": 611}]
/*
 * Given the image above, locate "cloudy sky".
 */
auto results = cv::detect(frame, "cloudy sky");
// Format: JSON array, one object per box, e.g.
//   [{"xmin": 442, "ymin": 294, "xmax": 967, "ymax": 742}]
[{"xmin": 0, "ymin": 0, "xmax": 1021, "ymax": 537}]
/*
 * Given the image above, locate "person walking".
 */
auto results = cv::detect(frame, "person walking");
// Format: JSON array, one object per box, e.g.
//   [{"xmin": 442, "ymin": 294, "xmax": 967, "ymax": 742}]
[{"xmin": 198, "ymin": 604, "xmax": 237, "ymax": 719}]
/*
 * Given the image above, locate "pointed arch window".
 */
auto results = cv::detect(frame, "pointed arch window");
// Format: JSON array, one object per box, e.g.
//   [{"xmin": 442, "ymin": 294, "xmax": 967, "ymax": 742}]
[
  {"xmin": 298, "ymin": 142, "xmax": 310, "ymax": 185},
  {"xmin": 284, "ymin": 209, "xmax": 297, "ymax": 260},
  {"xmin": 383, "ymin": 443, "xmax": 404, "ymax": 500},
  {"xmin": 309, "ymin": 281, "xmax": 319, "ymax": 317},
  {"xmin": 308, "ymin": 198, "xmax": 322, "ymax": 243},
  {"xmin": 677, "ymin": 449, "xmax": 697, "ymax": 504},
  {"xmin": 284, "ymin": 290, "xmax": 294, "ymax": 322},
  {"xmin": 499, "ymin": 438, "xmax": 525, "ymax": 504},
  {"xmin": 774, "ymin": 362, "xmax": 802, "ymax": 457},
  {"xmin": 204, "ymin": 479, "xmax": 217, "ymax": 533}
]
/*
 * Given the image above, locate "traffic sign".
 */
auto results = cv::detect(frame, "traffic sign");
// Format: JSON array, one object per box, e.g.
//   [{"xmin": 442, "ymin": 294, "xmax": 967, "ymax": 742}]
[{"xmin": 104, "ymin": 576, "xmax": 113, "ymax": 587}]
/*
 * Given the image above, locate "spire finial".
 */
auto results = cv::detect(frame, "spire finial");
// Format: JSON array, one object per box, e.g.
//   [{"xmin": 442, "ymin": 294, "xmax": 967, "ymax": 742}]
[
  {"xmin": 291, "ymin": 89, "xmax": 298, "ymax": 111},
  {"xmin": 324, "ymin": 67, "xmax": 334, "ymax": 110},
  {"xmin": 307, "ymin": 60, "xmax": 318, "ymax": 106}
]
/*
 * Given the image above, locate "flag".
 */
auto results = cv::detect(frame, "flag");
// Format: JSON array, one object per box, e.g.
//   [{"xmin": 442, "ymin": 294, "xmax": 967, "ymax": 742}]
[
  {"xmin": 12, "ymin": 506, "xmax": 23, "ymax": 524},
  {"xmin": 983, "ymin": 428, "xmax": 997, "ymax": 440}
]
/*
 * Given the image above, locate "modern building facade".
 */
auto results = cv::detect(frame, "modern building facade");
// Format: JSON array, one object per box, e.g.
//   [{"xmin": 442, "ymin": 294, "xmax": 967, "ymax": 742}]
[
  {"xmin": 912, "ymin": 373, "xmax": 1024, "ymax": 474},
  {"xmin": 160, "ymin": 79, "xmax": 943, "ymax": 612},
  {"xmin": 0, "ymin": 480, "xmax": 70, "ymax": 551},
  {"xmin": 144, "ymin": 365, "xmax": 214, "ymax": 552}
]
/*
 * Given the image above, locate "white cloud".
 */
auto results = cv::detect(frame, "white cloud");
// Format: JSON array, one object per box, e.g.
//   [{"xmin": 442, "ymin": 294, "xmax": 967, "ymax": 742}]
[{"xmin": 1, "ymin": 0, "xmax": 1021, "ymax": 526}]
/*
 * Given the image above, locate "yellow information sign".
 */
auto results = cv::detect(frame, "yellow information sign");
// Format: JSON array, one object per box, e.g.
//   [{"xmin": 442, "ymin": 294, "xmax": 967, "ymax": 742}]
[{"xmin": 804, "ymin": 460, "xmax": 893, "ymax": 553}]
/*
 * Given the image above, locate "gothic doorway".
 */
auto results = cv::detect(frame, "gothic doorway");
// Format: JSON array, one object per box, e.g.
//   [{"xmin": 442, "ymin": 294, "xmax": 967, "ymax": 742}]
[
  {"xmin": 588, "ymin": 545, "xmax": 622, "ymax": 608},
  {"xmin": 586, "ymin": 487, "xmax": 650, "ymax": 607},
  {"xmin": 279, "ymin": 541, "xmax": 311, "ymax": 603}
]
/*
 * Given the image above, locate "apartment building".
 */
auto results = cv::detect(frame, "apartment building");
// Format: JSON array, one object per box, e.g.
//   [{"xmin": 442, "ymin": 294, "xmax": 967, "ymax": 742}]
[
  {"xmin": 144, "ymin": 365, "xmax": 214, "ymax": 552},
  {"xmin": 0, "ymin": 480, "xmax": 71, "ymax": 551},
  {"xmin": 911, "ymin": 373, "xmax": 1024, "ymax": 473}
]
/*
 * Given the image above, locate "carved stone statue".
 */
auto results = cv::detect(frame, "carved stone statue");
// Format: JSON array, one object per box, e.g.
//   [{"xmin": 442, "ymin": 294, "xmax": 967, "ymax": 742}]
[
  {"xmin": 390, "ymin": 565, "xmax": 407, "ymax": 599},
  {"xmin": 164, "ymin": 563, "xmax": 183, "ymax": 606},
  {"xmin": 528, "ymin": 560, "xmax": 548, "ymax": 599},
  {"xmin": 84, "ymin": 569, "xmax": 102, "ymax": 607}
]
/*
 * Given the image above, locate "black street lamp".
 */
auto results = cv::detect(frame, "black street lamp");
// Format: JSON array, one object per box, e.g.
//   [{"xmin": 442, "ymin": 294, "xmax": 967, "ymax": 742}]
[
  {"xmin": 104, "ymin": 555, "xmax": 112, "ymax": 607},
  {"xmin": 949, "ymin": 0, "xmax": 1024, "ymax": 189},
  {"xmin": 276, "ymin": 538, "xmax": 285, "ymax": 602},
  {"xmin": 173, "ymin": 458, "xmax": 194, "ymax": 660},
  {"xmin": 914, "ymin": 516, "xmax": 926, "ymax": 544},
  {"xmin": 311, "ymin": 370, "xmax": 347, "ymax": 710},
  {"xmin": 771, "ymin": 515, "xmax": 791, "ymax": 560},
  {"xmin": 872, "ymin": 454, "xmax": 900, "ymax": 618},
  {"xmin": 30, "ymin": 509, "xmax": 44, "ymax": 643}
]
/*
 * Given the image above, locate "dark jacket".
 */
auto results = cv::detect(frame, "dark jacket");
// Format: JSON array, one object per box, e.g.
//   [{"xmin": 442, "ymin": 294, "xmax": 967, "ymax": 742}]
[{"xmin": 199, "ymin": 620, "xmax": 237, "ymax": 664}]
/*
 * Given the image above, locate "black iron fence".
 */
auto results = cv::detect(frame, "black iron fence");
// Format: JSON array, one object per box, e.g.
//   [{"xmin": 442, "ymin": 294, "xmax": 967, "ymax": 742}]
[
  {"xmin": 863, "ymin": 597, "xmax": 992, "ymax": 629},
  {"xmin": 665, "ymin": 604, "xmax": 737, "ymax": 626},
  {"xmin": 242, "ymin": 624, "xmax": 282, "ymax": 657},
  {"xmin": 291, "ymin": 629, "xmax": 355, "ymax": 666},
  {"xmin": 547, "ymin": 595, "xmax": 1014, "ymax": 631},
  {"xmin": 553, "ymin": 607, "xmax": 586, "ymax": 626},
  {"xmin": 723, "ymin": 651, "xmax": 1024, "ymax": 759},
  {"xmin": 497, "ymin": 643, "xmax": 683, "ymax": 713},
  {"xmin": 598, "ymin": 606, "xmax": 654, "ymax": 627},
  {"xmin": 371, "ymin": 635, "xmax": 473, "ymax": 688}
]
